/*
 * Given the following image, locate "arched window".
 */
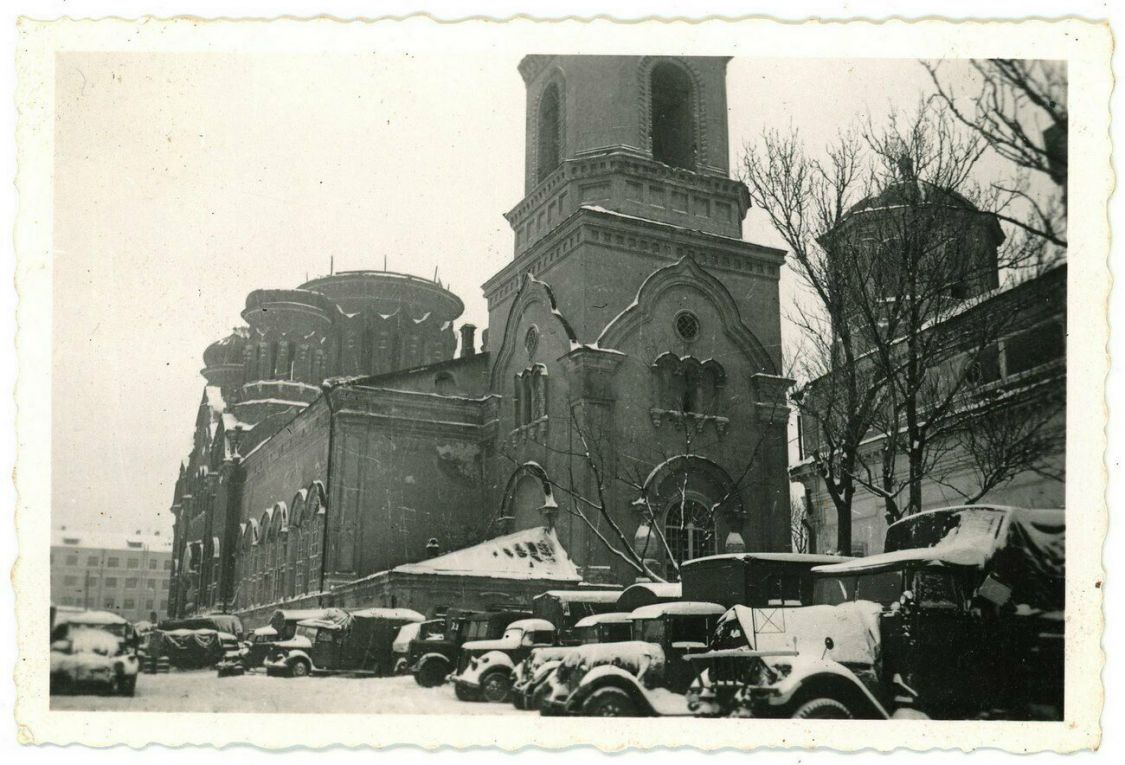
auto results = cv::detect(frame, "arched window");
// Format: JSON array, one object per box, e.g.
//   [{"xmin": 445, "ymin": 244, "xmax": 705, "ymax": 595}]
[
  {"xmin": 537, "ymin": 83, "xmax": 562, "ymax": 182},
  {"xmin": 664, "ymin": 500, "xmax": 716, "ymax": 567},
  {"xmin": 515, "ymin": 364, "xmax": 549, "ymax": 426},
  {"xmin": 653, "ymin": 354, "xmax": 725, "ymax": 415},
  {"xmin": 650, "ymin": 63, "xmax": 695, "ymax": 169}
]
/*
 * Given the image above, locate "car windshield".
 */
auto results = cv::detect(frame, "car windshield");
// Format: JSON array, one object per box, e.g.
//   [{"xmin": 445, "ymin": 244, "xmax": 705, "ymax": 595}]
[
  {"xmin": 634, "ymin": 618, "xmax": 664, "ymax": 643},
  {"xmin": 576, "ymin": 626, "xmax": 599, "ymax": 644},
  {"xmin": 812, "ymin": 571, "xmax": 904, "ymax": 607},
  {"xmin": 463, "ymin": 620, "xmax": 493, "ymax": 641},
  {"xmin": 500, "ymin": 627, "xmax": 525, "ymax": 643},
  {"xmin": 295, "ymin": 624, "xmax": 318, "ymax": 641}
]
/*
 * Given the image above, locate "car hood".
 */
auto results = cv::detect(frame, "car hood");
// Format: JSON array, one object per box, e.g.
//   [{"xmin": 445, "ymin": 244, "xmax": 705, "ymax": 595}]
[
  {"xmin": 462, "ymin": 637, "xmax": 520, "ymax": 652},
  {"xmin": 272, "ymin": 635, "xmax": 313, "ymax": 651}
]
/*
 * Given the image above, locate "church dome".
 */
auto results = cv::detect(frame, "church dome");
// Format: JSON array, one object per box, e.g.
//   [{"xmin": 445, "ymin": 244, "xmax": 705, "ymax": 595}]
[
  {"xmin": 203, "ymin": 328, "xmax": 249, "ymax": 369},
  {"xmin": 846, "ymin": 178, "xmax": 977, "ymax": 217}
]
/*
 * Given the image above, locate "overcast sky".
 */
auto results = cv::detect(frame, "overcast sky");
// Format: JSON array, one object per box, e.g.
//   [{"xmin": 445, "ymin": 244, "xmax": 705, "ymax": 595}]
[{"xmin": 51, "ymin": 54, "xmax": 1015, "ymax": 537}]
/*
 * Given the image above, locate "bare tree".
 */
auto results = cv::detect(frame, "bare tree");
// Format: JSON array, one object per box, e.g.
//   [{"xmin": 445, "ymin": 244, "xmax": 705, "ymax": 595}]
[
  {"xmin": 745, "ymin": 101, "xmax": 1056, "ymax": 533},
  {"xmin": 502, "ymin": 395, "xmax": 785, "ymax": 583},
  {"xmin": 743, "ymin": 128, "xmax": 886, "ymax": 555},
  {"xmin": 923, "ymin": 59, "xmax": 1067, "ymax": 251},
  {"xmin": 790, "ymin": 491, "xmax": 811, "ymax": 554}
]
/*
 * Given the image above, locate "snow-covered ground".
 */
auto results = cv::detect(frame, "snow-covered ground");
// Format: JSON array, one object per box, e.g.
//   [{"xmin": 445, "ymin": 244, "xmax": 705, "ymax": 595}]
[{"xmin": 50, "ymin": 670, "xmax": 532, "ymax": 715}]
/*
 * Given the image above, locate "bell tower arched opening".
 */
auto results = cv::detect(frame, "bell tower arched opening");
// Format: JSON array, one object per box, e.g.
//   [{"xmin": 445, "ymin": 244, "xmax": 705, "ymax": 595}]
[
  {"xmin": 537, "ymin": 83, "xmax": 562, "ymax": 182},
  {"xmin": 650, "ymin": 62, "xmax": 696, "ymax": 169}
]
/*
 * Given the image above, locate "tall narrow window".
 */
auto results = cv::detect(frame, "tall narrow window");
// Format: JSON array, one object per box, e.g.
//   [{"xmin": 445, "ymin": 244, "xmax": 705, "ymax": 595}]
[
  {"xmin": 664, "ymin": 500, "xmax": 716, "ymax": 568},
  {"xmin": 650, "ymin": 63, "xmax": 695, "ymax": 169},
  {"xmin": 537, "ymin": 84, "xmax": 561, "ymax": 182}
]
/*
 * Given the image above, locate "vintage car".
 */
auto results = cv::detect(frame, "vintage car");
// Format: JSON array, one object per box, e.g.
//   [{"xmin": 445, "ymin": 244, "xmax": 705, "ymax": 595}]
[
  {"xmin": 49, "ymin": 609, "xmax": 140, "ymax": 696},
  {"xmin": 689, "ymin": 505, "xmax": 1065, "ymax": 720},
  {"xmin": 511, "ymin": 612, "xmax": 634, "ymax": 710},
  {"xmin": 264, "ymin": 607, "xmax": 424, "ymax": 677},
  {"xmin": 542, "ymin": 601, "xmax": 725, "ymax": 716},
  {"xmin": 159, "ymin": 614, "xmax": 245, "ymax": 640},
  {"xmin": 409, "ymin": 609, "xmax": 528, "ymax": 688},
  {"xmin": 532, "ymin": 589, "xmax": 623, "ymax": 642},
  {"xmin": 151, "ymin": 627, "xmax": 240, "ymax": 670},
  {"xmin": 450, "ymin": 618, "xmax": 558, "ymax": 702}
]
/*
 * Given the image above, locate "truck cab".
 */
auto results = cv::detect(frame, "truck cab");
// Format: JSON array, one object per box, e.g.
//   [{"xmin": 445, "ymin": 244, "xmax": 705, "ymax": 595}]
[
  {"xmin": 545, "ymin": 601, "xmax": 725, "ymax": 716},
  {"xmin": 451, "ymin": 618, "xmax": 557, "ymax": 703}
]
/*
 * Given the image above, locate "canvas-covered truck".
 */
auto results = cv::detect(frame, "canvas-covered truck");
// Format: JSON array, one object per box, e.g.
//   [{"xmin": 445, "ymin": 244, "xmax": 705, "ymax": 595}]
[
  {"xmin": 688, "ymin": 505, "xmax": 1065, "ymax": 720},
  {"xmin": 542, "ymin": 602, "xmax": 725, "ymax": 716},
  {"xmin": 451, "ymin": 618, "xmax": 558, "ymax": 703},
  {"xmin": 409, "ymin": 608, "xmax": 529, "ymax": 688},
  {"xmin": 50, "ymin": 609, "xmax": 141, "ymax": 696},
  {"xmin": 681, "ymin": 553, "xmax": 851, "ymax": 608},
  {"xmin": 511, "ymin": 612, "xmax": 635, "ymax": 710},
  {"xmin": 264, "ymin": 607, "xmax": 424, "ymax": 677}
]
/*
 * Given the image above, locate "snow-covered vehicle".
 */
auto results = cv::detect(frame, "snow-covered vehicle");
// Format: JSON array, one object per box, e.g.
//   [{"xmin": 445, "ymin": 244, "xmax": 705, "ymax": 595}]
[
  {"xmin": 264, "ymin": 607, "xmax": 424, "ymax": 678},
  {"xmin": 393, "ymin": 619, "xmax": 441, "ymax": 675},
  {"xmin": 511, "ymin": 612, "xmax": 634, "ymax": 710},
  {"xmin": 409, "ymin": 609, "xmax": 528, "ymax": 688},
  {"xmin": 542, "ymin": 601, "xmax": 725, "ymax": 716},
  {"xmin": 49, "ymin": 610, "xmax": 140, "ymax": 696},
  {"xmin": 451, "ymin": 618, "xmax": 558, "ymax": 703},
  {"xmin": 689, "ymin": 506, "xmax": 1065, "ymax": 720},
  {"xmin": 681, "ymin": 552, "xmax": 851, "ymax": 608},
  {"xmin": 532, "ymin": 589, "xmax": 623, "ymax": 642}
]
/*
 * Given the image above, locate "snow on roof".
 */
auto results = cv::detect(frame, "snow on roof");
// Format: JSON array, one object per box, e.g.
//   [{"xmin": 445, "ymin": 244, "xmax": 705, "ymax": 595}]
[
  {"xmin": 630, "ymin": 601, "xmax": 725, "ymax": 619},
  {"xmin": 350, "ymin": 608, "xmax": 426, "ymax": 623},
  {"xmin": 534, "ymin": 589, "xmax": 622, "ymax": 604},
  {"xmin": 813, "ymin": 545, "xmax": 985, "ymax": 575},
  {"xmin": 52, "ymin": 528, "xmax": 173, "ymax": 553},
  {"xmin": 684, "ymin": 552, "xmax": 853, "ymax": 567},
  {"xmin": 391, "ymin": 526, "xmax": 581, "ymax": 582},
  {"xmin": 620, "ymin": 582, "xmax": 682, "ymax": 599},
  {"xmin": 573, "ymin": 612, "xmax": 634, "ymax": 628},
  {"xmin": 54, "ymin": 609, "xmax": 129, "ymax": 627},
  {"xmin": 204, "ymin": 385, "xmax": 226, "ymax": 413},
  {"xmin": 505, "ymin": 618, "xmax": 555, "ymax": 632}
]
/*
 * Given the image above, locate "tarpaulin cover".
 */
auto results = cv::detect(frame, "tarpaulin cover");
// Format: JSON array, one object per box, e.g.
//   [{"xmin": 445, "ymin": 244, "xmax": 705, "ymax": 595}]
[
  {"xmin": 159, "ymin": 614, "xmax": 244, "ymax": 638},
  {"xmin": 270, "ymin": 608, "xmax": 347, "ymax": 636},
  {"xmin": 882, "ymin": 506, "xmax": 1065, "ymax": 610},
  {"xmin": 156, "ymin": 628, "xmax": 229, "ymax": 669}
]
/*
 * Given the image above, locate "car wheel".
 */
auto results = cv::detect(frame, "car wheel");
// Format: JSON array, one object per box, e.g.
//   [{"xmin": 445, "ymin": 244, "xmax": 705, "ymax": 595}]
[
  {"xmin": 481, "ymin": 672, "xmax": 512, "ymax": 703},
  {"xmin": 582, "ymin": 687, "xmax": 638, "ymax": 717},
  {"xmin": 454, "ymin": 683, "xmax": 481, "ymax": 702},
  {"xmin": 393, "ymin": 658, "xmax": 409, "ymax": 676},
  {"xmin": 792, "ymin": 697, "xmax": 854, "ymax": 719},
  {"xmin": 530, "ymin": 682, "xmax": 552, "ymax": 712},
  {"xmin": 290, "ymin": 659, "xmax": 311, "ymax": 678},
  {"xmin": 416, "ymin": 658, "xmax": 450, "ymax": 688}
]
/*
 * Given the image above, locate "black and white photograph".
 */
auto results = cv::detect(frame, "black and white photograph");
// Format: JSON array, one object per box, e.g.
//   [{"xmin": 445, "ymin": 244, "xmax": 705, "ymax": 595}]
[{"xmin": 11, "ymin": 11, "xmax": 1110, "ymax": 754}]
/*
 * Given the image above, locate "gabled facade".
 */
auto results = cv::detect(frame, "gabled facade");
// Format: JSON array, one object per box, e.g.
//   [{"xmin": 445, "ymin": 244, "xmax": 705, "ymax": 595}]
[{"xmin": 167, "ymin": 55, "xmax": 794, "ymax": 621}]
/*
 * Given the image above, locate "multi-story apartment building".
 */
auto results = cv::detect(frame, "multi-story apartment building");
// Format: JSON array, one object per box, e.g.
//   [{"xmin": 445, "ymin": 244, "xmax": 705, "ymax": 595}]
[{"xmin": 50, "ymin": 528, "xmax": 174, "ymax": 624}]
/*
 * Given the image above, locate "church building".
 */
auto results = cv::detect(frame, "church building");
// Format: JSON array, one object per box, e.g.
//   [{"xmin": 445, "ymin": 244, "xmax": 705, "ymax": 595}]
[{"xmin": 167, "ymin": 55, "xmax": 793, "ymax": 622}]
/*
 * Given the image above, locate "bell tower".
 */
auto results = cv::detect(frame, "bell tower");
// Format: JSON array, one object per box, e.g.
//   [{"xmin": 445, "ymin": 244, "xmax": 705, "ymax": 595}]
[{"xmin": 506, "ymin": 55, "xmax": 748, "ymax": 261}]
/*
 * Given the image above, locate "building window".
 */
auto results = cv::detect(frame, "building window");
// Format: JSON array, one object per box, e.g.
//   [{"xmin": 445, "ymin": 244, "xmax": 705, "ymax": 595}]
[
  {"xmin": 145, "ymin": 600, "xmax": 154, "ymax": 611},
  {"xmin": 650, "ymin": 62, "xmax": 696, "ymax": 169},
  {"xmin": 537, "ymin": 82, "xmax": 562, "ymax": 182},
  {"xmin": 160, "ymin": 600, "xmax": 167, "ymax": 610},
  {"xmin": 87, "ymin": 555, "xmax": 100, "ymax": 566},
  {"xmin": 125, "ymin": 578, "xmax": 138, "ymax": 589},
  {"xmin": 147, "ymin": 580, "xmax": 156, "ymax": 590},
  {"xmin": 127, "ymin": 558, "xmax": 139, "ymax": 569},
  {"xmin": 1004, "ymin": 321, "xmax": 1065, "ymax": 377},
  {"xmin": 65, "ymin": 554, "xmax": 78, "ymax": 566},
  {"xmin": 664, "ymin": 500, "xmax": 716, "ymax": 568},
  {"xmin": 164, "ymin": 560, "xmax": 172, "ymax": 570},
  {"xmin": 105, "ymin": 577, "xmax": 118, "ymax": 588},
  {"xmin": 107, "ymin": 557, "xmax": 119, "ymax": 568},
  {"xmin": 514, "ymin": 364, "xmax": 549, "ymax": 427},
  {"xmin": 149, "ymin": 559, "xmax": 157, "ymax": 569},
  {"xmin": 652, "ymin": 354, "xmax": 725, "ymax": 415},
  {"xmin": 104, "ymin": 598, "xmax": 116, "ymax": 609},
  {"xmin": 674, "ymin": 311, "xmax": 700, "ymax": 342},
  {"xmin": 162, "ymin": 580, "xmax": 169, "ymax": 589},
  {"xmin": 63, "ymin": 575, "xmax": 77, "ymax": 586},
  {"xmin": 124, "ymin": 599, "xmax": 135, "ymax": 610}
]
